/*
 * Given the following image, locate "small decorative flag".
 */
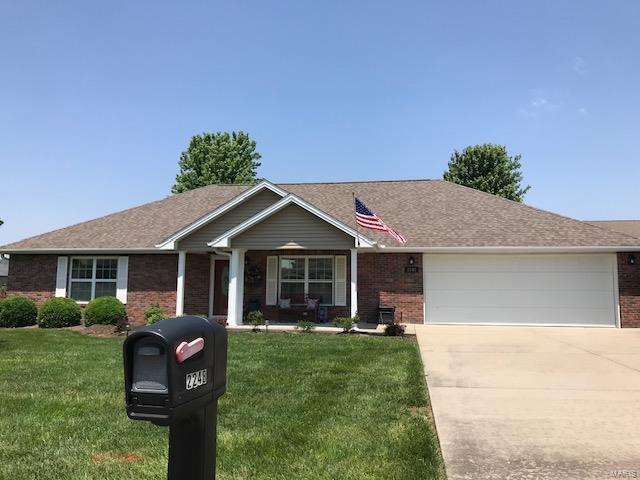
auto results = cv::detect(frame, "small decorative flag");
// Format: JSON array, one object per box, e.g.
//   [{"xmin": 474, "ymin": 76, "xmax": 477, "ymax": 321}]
[{"xmin": 354, "ymin": 197, "xmax": 407, "ymax": 244}]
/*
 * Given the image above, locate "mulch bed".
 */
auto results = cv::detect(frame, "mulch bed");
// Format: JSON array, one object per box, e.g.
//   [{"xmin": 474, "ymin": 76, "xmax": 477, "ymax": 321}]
[{"xmin": 67, "ymin": 324, "xmax": 124, "ymax": 337}]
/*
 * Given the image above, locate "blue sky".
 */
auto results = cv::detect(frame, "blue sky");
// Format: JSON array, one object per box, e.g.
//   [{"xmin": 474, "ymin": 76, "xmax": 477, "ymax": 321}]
[{"xmin": 1, "ymin": 0, "xmax": 639, "ymax": 245}]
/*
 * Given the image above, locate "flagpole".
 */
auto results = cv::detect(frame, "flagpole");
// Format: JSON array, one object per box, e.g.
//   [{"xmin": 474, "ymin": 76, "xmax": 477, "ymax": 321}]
[{"xmin": 352, "ymin": 192, "xmax": 360, "ymax": 247}]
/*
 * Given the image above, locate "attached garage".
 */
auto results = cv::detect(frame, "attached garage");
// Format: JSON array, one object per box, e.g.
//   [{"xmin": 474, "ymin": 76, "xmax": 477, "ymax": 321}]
[{"xmin": 423, "ymin": 254, "xmax": 618, "ymax": 326}]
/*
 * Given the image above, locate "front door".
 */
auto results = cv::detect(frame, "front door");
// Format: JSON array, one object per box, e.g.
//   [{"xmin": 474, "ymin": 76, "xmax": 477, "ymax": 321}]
[{"xmin": 213, "ymin": 260, "xmax": 229, "ymax": 315}]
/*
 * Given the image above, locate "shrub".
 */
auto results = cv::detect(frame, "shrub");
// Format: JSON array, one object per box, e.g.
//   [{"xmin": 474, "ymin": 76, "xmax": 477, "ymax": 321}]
[
  {"xmin": 84, "ymin": 296, "xmax": 127, "ymax": 327},
  {"xmin": 38, "ymin": 297, "xmax": 82, "ymax": 328},
  {"xmin": 144, "ymin": 305, "xmax": 169, "ymax": 324},
  {"xmin": 296, "ymin": 320, "xmax": 315, "ymax": 333},
  {"xmin": 333, "ymin": 315, "xmax": 358, "ymax": 333},
  {"xmin": 0, "ymin": 296, "xmax": 37, "ymax": 328},
  {"xmin": 247, "ymin": 310, "xmax": 264, "ymax": 332},
  {"xmin": 384, "ymin": 323, "xmax": 406, "ymax": 336}
]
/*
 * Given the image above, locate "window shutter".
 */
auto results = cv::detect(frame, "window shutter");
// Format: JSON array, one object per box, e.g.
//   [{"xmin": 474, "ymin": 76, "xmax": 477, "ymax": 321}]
[
  {"xmin": 55, "ymin": 257, "xmax": 69, "ymax": 297},
  {"xmin": 116, "ymin": 256, "xmax": 129, "ymax": 304},
  {"xmin": 266, "ymin": 256, "xmax": 278, "ymax": 306},
  {"xmin": 334, "ymin": 255, "xmax": 347, "ymax": 306}
]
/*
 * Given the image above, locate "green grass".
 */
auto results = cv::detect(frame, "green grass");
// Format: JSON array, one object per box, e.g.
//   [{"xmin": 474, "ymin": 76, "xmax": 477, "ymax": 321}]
[{"xmin": 0, "ymin": 329, "xmax": 445, "ymax": 480}]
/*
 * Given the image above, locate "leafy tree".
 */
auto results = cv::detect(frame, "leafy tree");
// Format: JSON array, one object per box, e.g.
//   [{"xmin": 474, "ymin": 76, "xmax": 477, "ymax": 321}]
[
  {"xmin": 172, "ymin": 131, "xmax": 262, "ymax": 193},
  {"xmin": 0, "ymin": 219, "xmax": 3, "ymax": 227},
  {"xmin": 443, "ymin": 144, "xmax": 530, "ymax": 202}
]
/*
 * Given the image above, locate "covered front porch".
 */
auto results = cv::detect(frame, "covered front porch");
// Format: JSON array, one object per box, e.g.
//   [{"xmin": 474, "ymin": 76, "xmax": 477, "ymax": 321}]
[
  {"xmin": 161, "ymin": 183, "xmax": 380, "ymax": 325},
  {"xmin": 175, "ymin": 248, "xmax": 359, "ymax": 326}
]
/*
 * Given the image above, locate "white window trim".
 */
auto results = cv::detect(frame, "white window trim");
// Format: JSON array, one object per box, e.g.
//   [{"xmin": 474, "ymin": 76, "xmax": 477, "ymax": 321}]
[
  {"xmin": 68, "ymin": 256, "xmax": 119, "ymax": 304},
  {"xmin": 278, "ymin": 255, "xmax": 334, "ymax": 306}
]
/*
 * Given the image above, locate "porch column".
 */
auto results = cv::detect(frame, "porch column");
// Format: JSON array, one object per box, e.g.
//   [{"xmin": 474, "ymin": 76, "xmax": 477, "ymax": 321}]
[
  {"xmin": 176, "ymin": 250, "xmax": 186, "ymax": 316},
  {"xmin": 227, "ymin": 248, "xmax": 245, "ymax": 326},
  {"xmin": 350, "ymin": 248, "xmax": 358, "ymax": 318}
]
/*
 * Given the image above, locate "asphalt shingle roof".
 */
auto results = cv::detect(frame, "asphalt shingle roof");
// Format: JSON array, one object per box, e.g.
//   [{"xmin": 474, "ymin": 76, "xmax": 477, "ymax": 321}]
[
  {"xmin": 2, "ymin": 180, "xmax": 638, "ymax": 250},
  {"xmin": 586, "ymin": 220, "xmax": 640, "ymax": 241}
]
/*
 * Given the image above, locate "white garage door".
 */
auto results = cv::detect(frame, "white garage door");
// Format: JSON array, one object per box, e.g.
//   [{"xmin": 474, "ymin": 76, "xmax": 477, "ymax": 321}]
[{"xmin": 423, "ymin": 254, "xmax": 617, "ymax": 326}]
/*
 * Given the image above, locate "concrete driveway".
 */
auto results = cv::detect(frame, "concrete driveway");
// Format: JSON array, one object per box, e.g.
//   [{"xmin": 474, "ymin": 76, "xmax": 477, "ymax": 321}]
[{"xmin": 416, "ymin": 325, "xmax": 640, "ymax": 480}]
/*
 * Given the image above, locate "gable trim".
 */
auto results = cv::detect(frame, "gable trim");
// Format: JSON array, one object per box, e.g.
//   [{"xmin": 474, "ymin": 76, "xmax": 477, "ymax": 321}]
[
  {"xmin": 155, "ymin": 180, "xmax": 288, "ymax": 250},
  {"xmin": 207, "ymin": 195, "xmax": 376, "ymax": 248}
]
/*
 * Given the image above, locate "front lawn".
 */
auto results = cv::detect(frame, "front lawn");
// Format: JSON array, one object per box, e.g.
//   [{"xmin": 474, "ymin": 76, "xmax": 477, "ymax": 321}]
[{"xmin": 0, "ymin": 329, "xmax": 444, "ymax": 479}]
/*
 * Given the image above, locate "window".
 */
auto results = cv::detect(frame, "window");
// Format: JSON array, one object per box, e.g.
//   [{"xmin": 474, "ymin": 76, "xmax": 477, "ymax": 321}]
[
  {"xmin": 69, "ymin": 257, "xmax": 118, "ymax": 302},
  {"xmin": 279, "ymin": 256, "xmax": 334, "ymax": 305}
]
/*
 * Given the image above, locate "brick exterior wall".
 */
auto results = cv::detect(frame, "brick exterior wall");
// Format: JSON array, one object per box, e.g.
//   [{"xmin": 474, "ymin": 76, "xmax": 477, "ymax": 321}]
[
  {"xmin": 130, "ymin": 253, "xmax": 211, "ymax": 324},
  {"xmin": 6, "ymin": 254, "xmax": 57, "ymax": 304},
  {"xmin": 10, "ymin": 251, "xmax": 638, "ymax": 329},
  {"xmin": 6, "ymin": 254, "xmax": 182, "ymax": 326},
  {"xmin": 358, "ymin": 252, "xmax": 423, "ymax": 324},
  {"xmin": 244, "ymin": 250, "xmax": 351, "ymax": 321},
  {"xmin": 127, "ymin": 254, "xmax": 178, "ymax": 326},
  {"xmin": 6, "ymin": 251, "xmax": 422, "ymax": 325},
  {"xmin": 618, "ymin": 252, "xmax": 640, "ymax": 328},
  {"xmin": 184, "ymin": 253, "xmax": 211, "ymax": 316}
]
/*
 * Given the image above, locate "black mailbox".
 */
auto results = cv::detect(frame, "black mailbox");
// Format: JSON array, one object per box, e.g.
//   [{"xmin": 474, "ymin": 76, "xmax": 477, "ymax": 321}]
[
  {"xmin": 124, "ymin": 315, "xmax": 226, "ymax": 425},
  {"xmin": 123, "ymin": 315, "xmax": 227, "ymax": 479}
]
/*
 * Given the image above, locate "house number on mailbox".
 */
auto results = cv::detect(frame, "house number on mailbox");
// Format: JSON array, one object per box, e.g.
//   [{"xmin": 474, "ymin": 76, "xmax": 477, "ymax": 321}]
[{"xmin": 186, "ymin": 369, "xmax": 208, "ymax": 390}]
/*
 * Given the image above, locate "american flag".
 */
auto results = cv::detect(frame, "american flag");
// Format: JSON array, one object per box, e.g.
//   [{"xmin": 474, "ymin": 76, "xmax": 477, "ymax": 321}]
[{"xmin": 354, "ymin": 197, "xmax": 407, "ymax": 244}]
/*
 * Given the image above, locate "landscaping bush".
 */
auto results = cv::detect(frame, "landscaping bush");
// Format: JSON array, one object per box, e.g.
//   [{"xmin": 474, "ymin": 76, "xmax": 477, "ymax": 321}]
[
  {"xmin": 296, "ymin": 320, "xmax": 315, "ymax": 333},
  {"xmin": 38, "ymin": 297, "xmax": 82, "ymax": 328},
  {"xmin": 144, "ymin": 305, "xmax": 169, "ymax": 324},
  {"xmin": 247, "ymin": 310, "xmax": 264, "ymax": 332},
  {"xmin": 384, "ymin": 322, "xmax": 406, "ymax": 336},
  {"xmin": 333, "ymin": 315, "xmax": 358, "ymax": 333},
  {"xmin": 0, "ymin": 296, "xmax": 37, "ymax": 328},
  {"xmin": 84, "ymin": 296, "xmax": 127, "ymax": 327}
]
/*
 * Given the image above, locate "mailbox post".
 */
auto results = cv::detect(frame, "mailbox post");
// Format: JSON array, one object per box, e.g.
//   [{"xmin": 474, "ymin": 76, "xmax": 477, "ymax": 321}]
[{"xmin": 123, "ymin": 316, "xmax": 227, "ymax": 480}]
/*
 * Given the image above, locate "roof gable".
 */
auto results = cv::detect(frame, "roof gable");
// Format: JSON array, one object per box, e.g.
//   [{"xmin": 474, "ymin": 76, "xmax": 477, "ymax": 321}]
[
  {"xmin": 158, "ymin": 180, "xmax": 287, "ymax": 249},
  {"xmin": 209, "ymin": 195, "xmax": 374, "ymax": 249},
  {"xmin": 230, "ymin": 203, "xmax": 356, "ymax": 249},
  {"xmin": 176, "ymin": 188, "xmax": 282, "ymax": 251}
]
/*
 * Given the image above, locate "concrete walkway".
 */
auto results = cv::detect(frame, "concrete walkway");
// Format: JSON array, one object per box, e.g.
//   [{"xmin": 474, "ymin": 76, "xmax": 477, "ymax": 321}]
[
  {"xmin": 416, "ymin": 325, "xmax": 640, "ymax": 480},
  {"xmin": 227, "ymin": 322, "xmax": 385, "ymax": 334}
]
